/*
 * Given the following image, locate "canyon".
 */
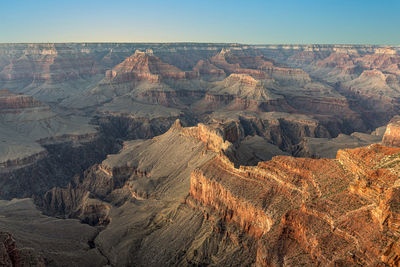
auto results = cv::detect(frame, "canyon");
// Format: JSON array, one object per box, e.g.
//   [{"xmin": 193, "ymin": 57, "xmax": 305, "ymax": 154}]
[{"xmin": 0, "ymin": 43, "xmax": 399, "ymax": 266}]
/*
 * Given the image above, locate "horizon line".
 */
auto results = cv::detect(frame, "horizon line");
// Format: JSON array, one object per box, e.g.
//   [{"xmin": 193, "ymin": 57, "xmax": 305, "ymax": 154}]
[{"xmin": 0, "ymin": 41, "xmax": 399, "ymax": 47}]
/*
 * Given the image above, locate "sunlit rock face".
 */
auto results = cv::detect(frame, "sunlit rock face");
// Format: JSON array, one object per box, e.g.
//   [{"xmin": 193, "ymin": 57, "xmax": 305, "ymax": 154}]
[
  {"xmin": 0, "ymin": 43, "xmax": 400, "ymax": 266},
  {"xmin": 190, "ymin": 143, "xmax": 400, "ymax": 266},
  {"xmin": 383, "ymin": 116, "xmax": 400, "ymax": 147},
  {"xmin": 34, "ymin": 120, "xmax": 400, "ymax": 266}
]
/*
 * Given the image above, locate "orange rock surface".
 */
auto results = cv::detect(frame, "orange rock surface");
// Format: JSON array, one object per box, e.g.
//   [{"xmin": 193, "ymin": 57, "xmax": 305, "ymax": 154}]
[
  {"xmin": 189, "ymin": 144, "xmax": 400, "ymax": 266},
  {"xmin": 383, "ymin": 116, "xmax": 400, "ymax": 147}
]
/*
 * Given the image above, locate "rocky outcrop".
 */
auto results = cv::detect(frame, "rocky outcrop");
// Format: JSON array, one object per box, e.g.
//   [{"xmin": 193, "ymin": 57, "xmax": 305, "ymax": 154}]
[
  {"xmin": 192, "ymin": 60, "xmax": 226, "ymax": 81},
  {"xmin": 36, "ymin": 122, "xmax": 214, "ymax": 226},
  {"xmin": 189, "ymin": 144, "xmax": 400, "ymax": 266},
  {"xmin": 95, "ymin": 113, "xmax": 184, "ymax": 140},
  {"xmin": 0, "ymin": 150, "xmax": 48, "ymax": 170},
  {"xmin": 106, "ymin": 50, "xmax": 188, "ymax": 83},
  {"xmin": 0, "ymin": 89, "xmax": 44, "ymax": 110},
  {"xmin": 0, "ymin": 232, "xmax": 45, "ymax": 267},
  {"xmin": 2, "ymin": 43, "xmax": 400, "ymax": 266},
  {"xmin": 30, "ymin": 119, "xmax": 400, "ymax": 266},
  {"xmin": 189, "ymin": 167, "xmax": 273, "ymax": 238},
  {"xmin": 177, "ymin": 120, "xmax": 233, "ymax": 152},
  {"xmin": 209, "ymin": 48, "xmax": 311, "ymax": 83},
  {"xmin": 294, "ymin": 131, "xmax": 383, "ymax": 159},
  {"xmin": 204, "ymin": 111, "xmax": 331, "ymax": 152},
  {"xmin": 383, "ymin": 116, "xmax": 400, "ymax": 146},
  {"xmin": 40, "ymin": 180, "xmax": 112, "ymax": 226},
  {"xmin": 266, "ymin": 45, "xmax": 400, "ymax": 130}
]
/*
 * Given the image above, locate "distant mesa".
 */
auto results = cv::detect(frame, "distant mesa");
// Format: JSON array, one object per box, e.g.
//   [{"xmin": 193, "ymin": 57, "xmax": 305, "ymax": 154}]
[
  {"xmin": 0, "ymin": 89, "xmax": 45, "ymax": 110},
  {"xmin": 1, "ymin": 43, "xmax": 400, "ymax": 266},
  {"xmin": 374, "ymin": 47, "xmax": 397, "ymax": 55}
]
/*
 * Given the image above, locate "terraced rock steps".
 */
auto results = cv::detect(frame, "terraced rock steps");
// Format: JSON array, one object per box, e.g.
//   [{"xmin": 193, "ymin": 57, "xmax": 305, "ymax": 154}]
[{"xmin": 189, "ymin": 144, "xmax": 400, "ymax": 266}]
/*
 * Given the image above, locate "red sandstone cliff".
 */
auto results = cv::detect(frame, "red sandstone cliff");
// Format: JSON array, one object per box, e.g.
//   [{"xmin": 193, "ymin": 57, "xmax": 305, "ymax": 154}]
[
  {"xmin": 188, "ymin": 143, "xmax": 400, "ymax": 266},
  {"xmin": 383, "ymin": 116, "xmax": 400, "ymax": 147}
]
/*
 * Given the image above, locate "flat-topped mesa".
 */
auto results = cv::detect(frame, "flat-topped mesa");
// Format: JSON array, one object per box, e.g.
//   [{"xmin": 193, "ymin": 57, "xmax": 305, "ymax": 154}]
[
  {"xmin": 383, "ymin": 116, "xmax": 400, "ymax": 147},
  {"xmin": 189, "ymin": 143, "xmax": 400, "ymax": 266},
  {"xmin": 260, "ymin": 65, "xmax": 312, "ymax": 83},
  {"xmin": 0, "ymin": 89, "xmax": 45, "ymax": 110}
]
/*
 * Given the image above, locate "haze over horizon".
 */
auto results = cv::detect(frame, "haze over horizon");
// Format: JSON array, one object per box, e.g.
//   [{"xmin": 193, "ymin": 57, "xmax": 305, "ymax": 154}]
[{"xmin": 1, "ymin": 0, "xmax": 399, "ymax": 45}]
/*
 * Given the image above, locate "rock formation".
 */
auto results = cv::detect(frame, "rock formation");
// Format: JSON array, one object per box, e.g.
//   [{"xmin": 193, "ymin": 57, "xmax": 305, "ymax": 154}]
[
  {"xmin": 33, "ymin": 120, "xmax": 400, "ymax": 266},
  {"xmin": 0, "ymin": 232, "xmax": 45, "ymax": 267},
  {"xmin": 0, "ymin": 43, "xmax": 399, "ymax": 266},
  {"xmin": 0, "ymin": 90, "xmax": 118, "ymax": 199},
  {"xmin": 189, "ymin": 143, "xmax": 400, "ymax": 266},
  {"xmin": 383, "ymin": 116, "xmax": 400, "ymax": 147},
  {"xmin": 0, "ymin": 198, "xmax": 108, "ymax": 266},
  {"xmin": 295, "ymin": 130, "xmax": 384, "ymax": 158}
]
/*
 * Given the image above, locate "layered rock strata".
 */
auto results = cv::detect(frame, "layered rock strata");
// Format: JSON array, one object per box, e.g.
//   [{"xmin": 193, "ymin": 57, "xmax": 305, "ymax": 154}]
[
  {"xmin": 189, "ymin": 144, "xmax": 400, "ymax": 266},
  {"xmin": 383, "ymin": 116, "xmax": 400, "ymax": 147},
  {"xmin": 0, "ymin": 232, "xmax": 45, "ymax": 267}
]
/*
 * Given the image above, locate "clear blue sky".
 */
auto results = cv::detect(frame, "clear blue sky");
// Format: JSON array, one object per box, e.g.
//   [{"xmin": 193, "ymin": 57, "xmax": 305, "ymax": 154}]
[{"xmin": 1, "ymin": 0, "xmax": 399, "ymax": 44}]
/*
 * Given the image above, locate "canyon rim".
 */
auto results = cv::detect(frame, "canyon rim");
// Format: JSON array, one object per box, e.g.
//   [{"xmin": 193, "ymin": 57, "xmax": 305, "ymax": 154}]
[{"xmin": 1, "ymin": 0, "xmax": 400, "ymax": 266}]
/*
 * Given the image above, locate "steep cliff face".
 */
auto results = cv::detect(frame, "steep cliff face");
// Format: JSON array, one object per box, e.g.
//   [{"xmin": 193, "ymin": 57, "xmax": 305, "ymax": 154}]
[
  {"xmin": 0, "ymin": 89, "xmax": 44, "ymax": 109},
  {"xmin": 189, "ymin": 144, "xmax": 400, "ymax": 266},
  {"xmin": 265, "ymin": 45, "xmax": 400, "ymax": 130},
  {"xmin": 294, "ymin": 131, "xmax": 383, "ymax": 159},
  {"xmin": 0, "ymin": 135, "xmax": 118, "ymax": 200},
  {"xmin": 29, "ymin": 120, "xmax": 400, "ymax": 266},
  {"xmin": 0, "ymin": 91, "xmax": 120, "ymax": 199},
  {"xmin": 37, "ymin": 122, "xmax": 215, "ymax": 223},
  {"xmin": 204, "ymin": 111, "xmax": 332, "ymax": 153},
  {"xmin": 95, "ymin": 113, "xmax": 183, "ymax": 140},
  {"xmin": 383, "ymin": 116, "xmax": 400, "ymax": 147},
  {"xmin": 35, "ymin": 121, "xmax": 289, "ymax": 266},
  {"xmin": 1, "ymin": 43, "xmax": 389, "ymax": 134},
  {"xmin": 2, "ymin": 43, "xmax": 400, "ymax": 266},
  {"xmin": 0, "ymin": 232, "xmax": 45, "ymax": 267},
  {"xmin": 178, "ymin": 121, "xmax": 233, "ymax": 152}
]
